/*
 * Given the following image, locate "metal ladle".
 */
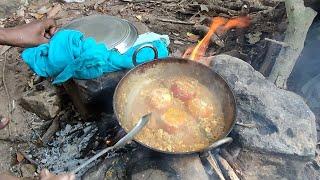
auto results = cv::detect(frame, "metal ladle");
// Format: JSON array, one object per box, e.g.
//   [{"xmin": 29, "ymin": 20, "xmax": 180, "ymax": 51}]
[{"xmin": 72, "ymin": 113, "xmax": 151, "ymax": 174}]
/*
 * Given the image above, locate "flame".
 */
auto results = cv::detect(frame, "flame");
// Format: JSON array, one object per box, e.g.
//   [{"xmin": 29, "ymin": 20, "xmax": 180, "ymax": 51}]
[
  {"xmin": 222, "ymin": 16, "xmax": 251, "ymax": 32},
  {"xmin": 190, "ymin": 17, "xmax": 227, "ymax": 61},
  {"xmin": 189, "ymin": 16, "xmax": 250, "ymax": 61},
  {"xmin": 182, "ymin": 46, "xmax": 194, "ymax": 59}
]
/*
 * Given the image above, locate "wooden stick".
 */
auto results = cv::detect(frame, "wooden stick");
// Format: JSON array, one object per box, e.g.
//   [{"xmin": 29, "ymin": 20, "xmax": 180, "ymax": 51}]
[
  {"xmin": 216, "ymin": 154, "xmax": 240, "ymax": 180},
  {"xmin": 42, "ymin": 117, "xmax": 60, "ymax": 145},
  {"xmin": 264, "ymin": 38, "xmax": 289, "ymax": 47},
  {"xmin": 157, "ymin": 18, "xmax": 195, "ymax": 25},
  {"xmin": 192, "ymin": 25, "xmax": 225, "ymax": 47},
  {"xmin": 206, "ymin": 152, "xmax": 226, "ymax": 180},
  {"xmin": 189, "ymin": 4, "xmax": 238, "ymax": 15},
  {"xmin": 20, "ymin": 151, "xmax": 40, "ymax": 166},
  {"xmin": 0, "ymin": 137, "xmax": 27, "ymax": 143},
  {"xmin": 1, "ymin": 53, "xmax": 11, "ymax": 137},
  {"xmin": 235, "ymin": 122, "xmax": 255, "ymax": 128},
  {"xmin": 220, "ymin": 149, "xmax": 244, "ymax": 178}
]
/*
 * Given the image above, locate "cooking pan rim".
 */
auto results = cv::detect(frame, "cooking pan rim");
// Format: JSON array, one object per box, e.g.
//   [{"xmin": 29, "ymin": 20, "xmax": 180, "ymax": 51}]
[{"xmin": 113, "ymin": 57, "xmax": 237, "ymax": 155}]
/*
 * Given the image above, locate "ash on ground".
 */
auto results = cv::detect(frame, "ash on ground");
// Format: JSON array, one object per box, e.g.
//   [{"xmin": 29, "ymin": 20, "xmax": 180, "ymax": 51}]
[{"xmin": 26, "ymin": 122, "xmax": 99, "ymax": 176}]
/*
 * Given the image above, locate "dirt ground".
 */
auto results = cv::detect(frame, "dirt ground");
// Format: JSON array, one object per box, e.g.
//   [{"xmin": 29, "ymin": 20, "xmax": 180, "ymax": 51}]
[{"xmin": 0, "ymin": 0, "xmax": 288, "ymax": 178}]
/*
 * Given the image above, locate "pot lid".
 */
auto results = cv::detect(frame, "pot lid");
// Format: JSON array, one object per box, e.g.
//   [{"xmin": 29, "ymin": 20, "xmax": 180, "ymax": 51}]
[{"xmin": 63, "ymin": 15, "xmax": 138, "ymax": 53}]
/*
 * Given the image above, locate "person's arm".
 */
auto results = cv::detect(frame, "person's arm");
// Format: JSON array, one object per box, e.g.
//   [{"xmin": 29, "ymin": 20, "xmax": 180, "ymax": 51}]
[
  {"xmin": 0, "ymin": 19, "xmax": 57, "ymax": 48},
  {"xmin": 0, "ymin": 28, "xmax": 10, "ymax": 45}
]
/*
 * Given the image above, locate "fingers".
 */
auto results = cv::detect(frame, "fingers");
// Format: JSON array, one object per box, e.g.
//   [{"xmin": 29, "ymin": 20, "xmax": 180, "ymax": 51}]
[
  {"xmin": 40, "ymin": 169, "xmax": 75, "ymax": 180},
  {"xmin": 43, "ymin": 19, "xmax": 58, "ymax": 37},
  {"xmin": 65, "ymin": 174, "xmax": 75, "ymax": 180},
  {"xmin": 44, "ymin": 32, "xmax": 51, "ymax": 39},
  {"xmin": 40, "ymin": 169, "xmax": 51, "ymax": 179},
  {"xmin": 49, "ymin": 27, "xmax": 58, "ymax": 36},
  {"xmin": 38, "ymin": 36, "xmax": 50, "ymax": 44},
  {"xmin": 42, "ymin": 19, "xmax": 57, "ymax": 29}
]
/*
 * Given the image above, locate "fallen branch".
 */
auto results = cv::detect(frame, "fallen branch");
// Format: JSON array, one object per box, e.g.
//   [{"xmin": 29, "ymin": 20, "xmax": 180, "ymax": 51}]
[
  {"xmin": 206, "ymin": 0, "xmax": 277, "ymax": 12},
  {"xmin": 220, "ymin": 149, "xmax": 244, "ymax": 178},
  {"xmin": 206, "ymin": 153, "xmax": 226, "ymax": 180},
  {"xmin": 215, "ymin": 154, "xmax": 240, "ymax": 180},
  {"xmin": 41, "ymin": 117, "xmax": 60, "ymax": 145},
  {"xmin": 192, "ymin": 25, "xmax": 225, "ymax": 47},
  {"xmin": 268, "ymin": 0, "xmax": 317, "ymax": 89},
  {"xmin": 157, "ymin": 18, "xmax": 195, "ymax": 25},
  {"xmin": 188, "ymin": 4, "xmax": 239, "ymax": 15},
  {"xmin": 235, "ymin": 122, "xmax": 255, "ymax": 128},
  {"xmin": 0, "ymin": 137, "xmax": 28, "ymax": 143},
  {"xmin": 1, "ymin": 53, "xmax": 12, "ymax": 136},
  {"xmin": 20, "ymin": 151, "xmax": 40, "ymax": 166}
]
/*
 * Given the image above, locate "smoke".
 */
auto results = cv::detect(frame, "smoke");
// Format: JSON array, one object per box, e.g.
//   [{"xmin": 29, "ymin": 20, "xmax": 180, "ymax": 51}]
[
  {"xmin": 288, "ymin": 18, "xmax": 320, "ymax": 100},
  {"xmin": 288, "ymin": 18, "xmax": 320, "ymax": 138}
]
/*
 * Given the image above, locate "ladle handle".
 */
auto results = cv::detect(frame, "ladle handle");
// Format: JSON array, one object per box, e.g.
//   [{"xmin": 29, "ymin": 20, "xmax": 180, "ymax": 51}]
[
  {"xmin": 132, "ymin": 44, "xmax": 159, "ymax": 66},
  {"xmin": 71, "ymin": 113, "xmax": 151, "ymax": 174}
]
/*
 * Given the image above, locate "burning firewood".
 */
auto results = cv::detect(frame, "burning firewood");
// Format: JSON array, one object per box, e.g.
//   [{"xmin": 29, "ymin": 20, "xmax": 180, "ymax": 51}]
[
  {"xmin": 215, "ymin": 154, "xmax": 240, "ymax": 180},
  {"xmin": 192, "ymin": 25, "xmax": 225, "ymax": 47},
  {"xmin": 186, "ymin": 16, "xmax": 250, "ymax": 61},
  {"xmin": 220, "ymin": 149, "xmax": 244, "ymax": 178}
]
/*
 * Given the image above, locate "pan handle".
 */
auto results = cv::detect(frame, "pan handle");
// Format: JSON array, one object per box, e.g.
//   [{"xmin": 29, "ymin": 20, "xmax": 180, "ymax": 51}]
[
  {"xmin": 199, "ymin": 137, "xmax": 233, "ymax": 165},
  {"xmin": 203, "ymin": 137, "xmax": 233, "ymax": 153},
  {"xmin": 132, "ymin": 44, "xmax": 159, "ymax": 66},
  {"xmin": 202, "ymin": 137, "xmax": 233, "ymax": 154}
]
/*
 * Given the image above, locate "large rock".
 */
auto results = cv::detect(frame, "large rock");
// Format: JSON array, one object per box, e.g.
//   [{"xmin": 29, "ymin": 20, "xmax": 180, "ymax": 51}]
[
  {"xmin": 211, "ymin": 55, "xmax": 317, "ymax": 159},
  {"xmin": 235, "ymin": 150, "xmax": 308, "ymax": 180},
  {"xmin": 20, "ymin": 81, "xmax": 61, "ymax": 120}
]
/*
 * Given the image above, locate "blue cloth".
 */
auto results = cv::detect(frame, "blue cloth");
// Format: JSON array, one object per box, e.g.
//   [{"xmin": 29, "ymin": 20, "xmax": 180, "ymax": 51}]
[{"xmin": 21, "ymin": 30, "xmax": 169, "ymax": 84}]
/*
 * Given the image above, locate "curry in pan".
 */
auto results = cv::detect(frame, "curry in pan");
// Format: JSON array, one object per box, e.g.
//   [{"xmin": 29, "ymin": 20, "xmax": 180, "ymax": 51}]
[{"xmin": 125, "ymin": 76, "xmax": 225, "ymax": 153}]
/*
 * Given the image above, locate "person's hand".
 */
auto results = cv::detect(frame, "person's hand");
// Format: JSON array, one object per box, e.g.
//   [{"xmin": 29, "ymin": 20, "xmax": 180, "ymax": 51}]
[
  {"xmin": 4, "ymin": 19, "xmax": 57, "ymax": 47},
  {"xmin": 0, "ymin": 115, "xmax": 10, "ymax": 129},
  {"xmin": 40, "ymin": 169, "xmax": 75, "ymax": 180}
]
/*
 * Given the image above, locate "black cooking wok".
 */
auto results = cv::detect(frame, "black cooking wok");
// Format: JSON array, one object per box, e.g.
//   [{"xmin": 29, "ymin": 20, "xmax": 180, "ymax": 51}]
[
  {"xmin": 113, "ymin": 45, "xmax": 237, "ymax": 155},
  {"xmin": 72, "ymin": 45, "xmax": 237, "ymax": 174}
]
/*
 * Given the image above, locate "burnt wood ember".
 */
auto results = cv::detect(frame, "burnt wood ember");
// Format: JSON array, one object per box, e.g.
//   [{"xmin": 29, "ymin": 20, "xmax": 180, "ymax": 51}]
[
  {"xmin": 183, "ymin": 1, "xmax": 287, "ymax": 70},
  {"xmin": 192, "ymin": 25, "xmax": 225, "ymax": 47}
]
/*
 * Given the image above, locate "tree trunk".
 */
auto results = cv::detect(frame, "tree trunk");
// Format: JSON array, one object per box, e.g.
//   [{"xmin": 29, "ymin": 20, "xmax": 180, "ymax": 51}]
[{"xmin": 268, "ymin": 0, "xmax": 317, "ymax": 89}]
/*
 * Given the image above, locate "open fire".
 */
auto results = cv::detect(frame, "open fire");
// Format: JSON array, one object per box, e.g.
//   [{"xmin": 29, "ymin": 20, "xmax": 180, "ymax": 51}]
[{"xmin": 183, "ymin": 16, "xmax": 250, "ymax": 61}]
